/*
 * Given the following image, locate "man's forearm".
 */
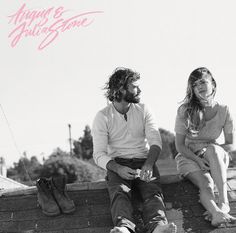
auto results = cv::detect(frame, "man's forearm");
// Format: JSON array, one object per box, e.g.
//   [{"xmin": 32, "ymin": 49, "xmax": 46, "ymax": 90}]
[
  {"xmin": 106, "ymin": 160, "xmax": 121, "ymax": 173},
  {"xmin": 146, "ymin": 145, "xmax": 161, "ymax": 165}
]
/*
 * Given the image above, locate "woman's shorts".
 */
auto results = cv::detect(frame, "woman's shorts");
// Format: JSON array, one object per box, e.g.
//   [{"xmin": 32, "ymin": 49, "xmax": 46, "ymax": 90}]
[
  {"xmin": 175, "ymin": 153, "xmax": 202, "ymax": 177},
  {"xmin": 175, "ymin": 144, "xmax": 231, "ymax": 177}
]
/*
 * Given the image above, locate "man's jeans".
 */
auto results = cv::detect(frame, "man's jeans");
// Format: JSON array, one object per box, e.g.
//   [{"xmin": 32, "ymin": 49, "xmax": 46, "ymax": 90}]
[{"xmin": 106, "ymin": 158, "xmax": 168, "ymax": 233}]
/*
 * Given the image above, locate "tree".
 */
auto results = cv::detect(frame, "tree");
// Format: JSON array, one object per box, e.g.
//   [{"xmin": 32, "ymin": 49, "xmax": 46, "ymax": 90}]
[
  {"xmin": 73, "ymin": 125, "xmax": 93, "ymax": 160},
  {"xmin": 39, "ymin": 148, "xmax": 106, "ymax": 183},
  {"xmin": 159, "ymin": 128, "xmax": 178, "ymax": 159},
  {"xmin": 7, "ymin": 153, "xmax": 42, "ymax": 185}
]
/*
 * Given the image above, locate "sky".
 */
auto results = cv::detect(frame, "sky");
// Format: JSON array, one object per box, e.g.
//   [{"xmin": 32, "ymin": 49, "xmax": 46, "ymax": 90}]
[{"xmin": 0, "ymin": 0, "xmax": 236, "ymax": 167}]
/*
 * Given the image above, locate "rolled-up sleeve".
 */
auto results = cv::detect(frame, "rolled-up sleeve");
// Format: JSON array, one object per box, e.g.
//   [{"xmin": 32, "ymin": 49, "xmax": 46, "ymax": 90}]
[
  {"xmin": 92, "ymin": 111, "xmax": 112, "ymax": 170},
  {"xmin": 144, "ymin": 105, "xmax": 162, "ymax": 149}
]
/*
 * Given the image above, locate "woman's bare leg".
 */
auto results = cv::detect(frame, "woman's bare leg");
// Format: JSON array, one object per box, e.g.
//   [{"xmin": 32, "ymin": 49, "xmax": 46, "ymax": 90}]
[
  {"xmin": 186, "ymin": 171, "xmax": 232, "ymax": 226},
  {"xmin": 204, "ymin": 145, "xmax": 229, "ymax": 213},
  {"xmin": 187, "ymin": 171, "xmax": 219, "ymax": 213}
]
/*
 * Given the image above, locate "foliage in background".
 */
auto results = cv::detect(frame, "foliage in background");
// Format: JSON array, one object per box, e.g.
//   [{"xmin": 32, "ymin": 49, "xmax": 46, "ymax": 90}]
[
  {"xmin": 73, "ymin": 125, "xmax": 93, "ymax": 160},
  {"xmin": 7, "ymin": 148, "xmax": 106, "ymax": 185},
  {"xmin": 7, "ymin": 152, "xmax": 42, "ymax": 185},
  {"xmin": 39, "ymin": 148, "xmax": 105, "ymax": 183},
  {"xmin": 159, "ymin": 128, "xmax": 178, "ymax": 159}
]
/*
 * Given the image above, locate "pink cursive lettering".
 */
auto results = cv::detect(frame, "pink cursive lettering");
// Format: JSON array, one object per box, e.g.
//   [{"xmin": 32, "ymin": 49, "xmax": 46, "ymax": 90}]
[{"xmin": 8, "ymin": 3, "xmax": 103, "ymax": 50}]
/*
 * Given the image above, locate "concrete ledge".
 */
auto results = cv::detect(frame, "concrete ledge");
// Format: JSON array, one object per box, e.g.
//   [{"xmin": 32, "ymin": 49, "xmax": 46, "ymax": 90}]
[
  {"xmin": 3, "ymin": 166, "xmax": 236, "ymax": 198},
  {"xmin": 0, "ymin": 159, "xmax": 180, "ymax": 197},
  {"xmin": 0, "ymin": 175, "xmax": 28, "ymax": 190},
  {"xmin": 0, "ymin": 177, "xmax": 182, "ymax": 198}
]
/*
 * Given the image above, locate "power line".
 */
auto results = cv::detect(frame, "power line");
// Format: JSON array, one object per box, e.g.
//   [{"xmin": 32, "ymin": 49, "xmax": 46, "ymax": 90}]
[
  {"xmin": 0, "ymin": 105, "xmax": 21, "ymax": 155},
  {"xmin": 0, "ymin": 104, "xmax": 33, "ymax": 185}
]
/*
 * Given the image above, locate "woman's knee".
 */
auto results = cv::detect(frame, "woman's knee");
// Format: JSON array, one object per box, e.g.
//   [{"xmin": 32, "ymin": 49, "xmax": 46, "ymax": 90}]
[
  {"xmin": 205, "ymin": 144, "xmax": 226, "ymax": 162},
  {"xmin": 198, "ymin": 178, "xmax": 214, "ymax": 193},
  {"xmin": 200, "ymin": 181, "xmax": 214, "ymax": 191},
  {"xmin": 187, "ymin": 171, "xmax": 214, "ymax": 189}
]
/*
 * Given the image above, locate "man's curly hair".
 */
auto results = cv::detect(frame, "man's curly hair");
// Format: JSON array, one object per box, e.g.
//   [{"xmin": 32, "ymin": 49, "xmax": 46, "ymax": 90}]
[{"xmin": 104, "ymin": 67, "xmax": 140, "ymax": 102}]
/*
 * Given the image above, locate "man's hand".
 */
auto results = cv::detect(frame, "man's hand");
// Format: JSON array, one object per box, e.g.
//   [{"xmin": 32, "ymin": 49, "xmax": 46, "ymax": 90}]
[
  {"xmin": 140, "ymin": 163, "xmax": 153, "ymax": 182},
  {"xmin": 117, "ymin": 165, "xmax": 137, "ymax": 180},
  {"xmin": 138, "ymin": 145, "xmax": 160, "ymax": 182},
  {"xmin": 106, "ymin": 160, "xmax": 137, "ymax": 180}
]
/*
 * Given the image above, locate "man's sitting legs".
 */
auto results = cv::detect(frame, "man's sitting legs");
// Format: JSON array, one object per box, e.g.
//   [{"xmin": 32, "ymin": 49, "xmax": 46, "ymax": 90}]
[
  {"xmin": 135, "ymin": 166, "xmax": 177, "ymax": 233},
  {"xmin": 107, "ymin": 169, "xmax": 136, "ymax": 233}
]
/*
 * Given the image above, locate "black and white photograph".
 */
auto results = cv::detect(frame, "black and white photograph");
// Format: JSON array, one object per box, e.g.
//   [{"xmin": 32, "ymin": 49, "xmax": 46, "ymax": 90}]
[{"xmin": 0, "ymin": 1, "xmax": 236, "ymax": 232}]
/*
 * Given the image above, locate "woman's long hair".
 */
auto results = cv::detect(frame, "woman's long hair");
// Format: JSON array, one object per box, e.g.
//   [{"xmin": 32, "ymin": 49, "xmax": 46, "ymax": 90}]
[{"xmin": 181, "ymin": 67, "xmax": 217, "ymax": 136}]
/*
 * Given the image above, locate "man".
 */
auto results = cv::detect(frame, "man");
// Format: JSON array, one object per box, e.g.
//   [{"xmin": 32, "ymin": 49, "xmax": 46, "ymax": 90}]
[{"xmin": 92, "ymin": 67, "xmax": 177, "ymax": 233}]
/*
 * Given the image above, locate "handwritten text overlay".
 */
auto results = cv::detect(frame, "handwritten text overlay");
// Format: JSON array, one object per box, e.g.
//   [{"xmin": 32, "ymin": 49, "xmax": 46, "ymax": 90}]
[{"xmin": 8, "ymin": 4, "xmax": 103, "ymax": 50}]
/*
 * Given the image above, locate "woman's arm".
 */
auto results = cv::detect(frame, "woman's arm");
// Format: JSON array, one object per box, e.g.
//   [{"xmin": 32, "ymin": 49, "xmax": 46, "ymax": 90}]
[
  {"xmin": 219, "ymin": 132, "xmax": 236, "ymax": 153},
  {"xmin": 175, "ymin": 133, "xmax": 210, "ymax": 170},
  {"xmin": 175, "ymin": 133, "xmax": 200, "ymax": 163},
  {"xmin": 220, "ymin": 105, "xmax": 236, "ymax": 152}
]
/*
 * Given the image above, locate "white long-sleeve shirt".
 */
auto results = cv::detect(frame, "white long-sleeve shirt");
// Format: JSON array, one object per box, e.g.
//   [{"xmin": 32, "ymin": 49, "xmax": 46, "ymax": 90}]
[{"xmin": 92, "ymin": 103, "xmax": 162, "ymax": 170}]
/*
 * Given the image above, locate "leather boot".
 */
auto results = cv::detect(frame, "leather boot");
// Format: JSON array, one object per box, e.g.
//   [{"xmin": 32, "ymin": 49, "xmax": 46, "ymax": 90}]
[
  {"xmin": 36, "ymin": 178, "xmax": 61, "ymax": 216},
  {"xmin": 51, "ymin": 175, "xmax": 75, "ymax": 214}
]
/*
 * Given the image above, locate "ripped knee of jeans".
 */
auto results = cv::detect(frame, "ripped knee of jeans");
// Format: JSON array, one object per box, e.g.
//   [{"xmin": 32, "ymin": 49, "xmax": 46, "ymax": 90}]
[
  {"xmin": 120, "ymin": 184, "xmax": 131, "ymax": 193},
  {"xmin": 143, "ymin": 193, "xmax": 163, "ymax": 204}
]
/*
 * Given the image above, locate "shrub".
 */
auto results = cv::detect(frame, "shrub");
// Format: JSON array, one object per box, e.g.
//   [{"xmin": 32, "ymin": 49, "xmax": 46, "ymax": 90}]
[{"xmin": 39, "ymin": 149, "xmax": 106, "ymax": 183}]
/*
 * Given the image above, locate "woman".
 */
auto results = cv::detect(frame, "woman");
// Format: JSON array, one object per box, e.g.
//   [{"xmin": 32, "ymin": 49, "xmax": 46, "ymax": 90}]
[{"xmin": 175, "ymin": 67, "xmax": 236, "ymax": 227}]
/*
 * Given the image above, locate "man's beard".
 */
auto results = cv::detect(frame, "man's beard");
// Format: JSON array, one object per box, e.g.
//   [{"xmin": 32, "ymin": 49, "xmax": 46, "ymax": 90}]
[{"xmin": 123, "ymin": 90, "xmax": 141, "ymax": 103}]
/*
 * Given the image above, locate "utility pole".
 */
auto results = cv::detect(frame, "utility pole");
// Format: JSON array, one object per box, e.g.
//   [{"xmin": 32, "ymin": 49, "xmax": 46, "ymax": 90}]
[
  {"xmin": 0, "ymin": 157, "xmax": 6, "ymax": 177},
  {"xmin": 68, "ymin": 124, "xmax": 72, "ymax": 156}
]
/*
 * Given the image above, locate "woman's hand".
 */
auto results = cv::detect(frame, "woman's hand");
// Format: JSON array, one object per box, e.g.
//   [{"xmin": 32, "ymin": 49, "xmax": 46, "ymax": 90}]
[{"xmin": 197, "ymin": 157, "xmax": 210, "ymax": 171}]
